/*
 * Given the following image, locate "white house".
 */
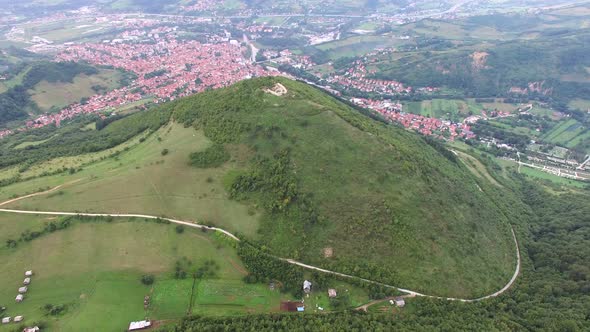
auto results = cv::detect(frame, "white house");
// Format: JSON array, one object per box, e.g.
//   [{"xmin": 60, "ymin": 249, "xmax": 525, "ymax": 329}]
[
  {"xmin": 23, "ymin": 278, "xmax": 31, "ymax": 285},
  {"xmin": 25, "ymin": 271, "xmax": 33, "ymax": 277},
  {"xmin": 395, "ymin": 297, "xmax": 405, "ymax": 307},
  {"xmin": 303, "ymin": 280, "xmax": 312, "ymax": 294},
  {"xmin": 1, "ymin": 317, "xmax": 10, "ymax": 324},
  {"xmin": 15, "ymin": 294, "xmax": 24, "ymax": 302},
  {"xmin": 128, "ymin": 320, "xmax": 151, "ymax": 331},
  {"xmin": 18, "ymin": 286, "xmax": 28, "ymax": 294},
  {"xmin": 14, "ymin": 316, "xmax": 23, "ymax": 322}
]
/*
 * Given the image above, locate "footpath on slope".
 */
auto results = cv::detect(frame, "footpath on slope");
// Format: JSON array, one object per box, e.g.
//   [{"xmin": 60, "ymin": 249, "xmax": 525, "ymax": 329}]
[{"xmin": 0, "ymin": 183, "xmax": 521, "ymax": 302}]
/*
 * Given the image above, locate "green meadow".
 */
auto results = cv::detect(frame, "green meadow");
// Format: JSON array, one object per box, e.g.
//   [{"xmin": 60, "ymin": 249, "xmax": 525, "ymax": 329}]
[{"xmin": 0, "ymin": 214, "xmax": 267, "ymax": 332}]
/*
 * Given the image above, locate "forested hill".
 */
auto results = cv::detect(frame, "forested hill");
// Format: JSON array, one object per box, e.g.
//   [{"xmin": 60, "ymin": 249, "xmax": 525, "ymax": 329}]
[
  {"xmin": 0, "ymin": 76, "xmax": 516, "ymax": 298},
  {"xmin": 373, "ymin": 29, "xmax": 590, "ymax": 111},
  {"xmin": 159, "ymin": 176, "xmax": 590, "ymax": 332},
  {"xmin": 0, "ymin": 61, "xmax": 99, "ymax": 127},
  {"xmin": 164, "ymin": 76, "xmax": 516, "ymax": 298}
]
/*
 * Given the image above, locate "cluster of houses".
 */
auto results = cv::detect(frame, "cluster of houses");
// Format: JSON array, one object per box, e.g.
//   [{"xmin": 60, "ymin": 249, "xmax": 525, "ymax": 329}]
[
  {"xmin": 1, "ymin": 271, "xmax": 33, "ymax": 327},
  {"xmin": 328, "ymin": 60, "xmax": 413, "ymax": 95},
  {"xmin": 350, "ymin": 97, "xmax": 476, "ymax": 140},
  {"xmin": 15, "ymin": 32, "xmax": 278, "ymax": 133}
]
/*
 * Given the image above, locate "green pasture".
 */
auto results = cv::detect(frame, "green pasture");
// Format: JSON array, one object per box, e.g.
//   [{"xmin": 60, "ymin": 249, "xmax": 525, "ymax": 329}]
[
  {"xmin": 0, "ymin": 123, "xmax": 260, "ymax": 237},
  {"xmin": 403, "ymin": 99, "xmax": 482, "ymax": 121},
  {"xmin": 0, "ymin": 215, "xmax": 254, "ymax": 331},
  {"xmin": 30, "ymin": 69, "xmax": 123, "ymax": 112}
]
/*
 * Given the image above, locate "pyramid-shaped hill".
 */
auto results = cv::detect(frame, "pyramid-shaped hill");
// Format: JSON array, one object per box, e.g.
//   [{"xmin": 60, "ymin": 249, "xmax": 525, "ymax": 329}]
[
  {"xmin": 170, "ymin": 77, "xmax": 516, "ymax": 298},
  {"xmin": 3, "ymin": 77, "xmax": 516, "ymax": 298}
]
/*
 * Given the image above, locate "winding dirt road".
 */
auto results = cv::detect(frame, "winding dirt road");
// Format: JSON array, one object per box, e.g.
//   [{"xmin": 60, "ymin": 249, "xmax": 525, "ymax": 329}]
[{"xmin": 0, "ymin": 184, "xmax": 521, "ymax": 302}]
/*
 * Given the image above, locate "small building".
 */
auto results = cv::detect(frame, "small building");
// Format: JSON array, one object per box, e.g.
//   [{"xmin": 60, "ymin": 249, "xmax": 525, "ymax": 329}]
[
  {"xmin": 296, "ymin": 306, "xmax": 305, "ymax": 312},
  {"xmin": 14, "ymin": 316, "xmax": 23, "ymax": 322},
  {"xmin": 128, "ymin": 320, "xmax": 151, "ymax": 331},
  {"xmin": 18, "ymin": 286, "xmax": 28, "ymax": 294},
  {"xmin": 24, "ymin": 327, "xmax": 40, "ymax": 332},
  {"xmin": 2, "ymin": 317, "xmax": 10, "ymax": 324},
  {"xmin": 23, "ymin": 278, "xmax": 31, "ymax": 285},
  {"xmin": 328, "ymin": 289, "xmax": 337, "ymax": 298},
  {"xmin": 395, "ymin": 297, "xmax": 405, "ymax": 307},
  {"xmin": 25, "ymin": 271, "xmax": 33, "ymax": 277},
  {"xmin": 303, "ymin": 280, "xmax": 312, "ymax": 294},
  {"xmin": 16, "ymin": 294, "xmax": 24, "ymax": 302}
]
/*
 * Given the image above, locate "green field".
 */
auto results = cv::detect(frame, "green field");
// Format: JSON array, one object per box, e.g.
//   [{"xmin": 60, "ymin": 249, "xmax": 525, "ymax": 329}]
[
  {"xmin": 0, "ymin": 214, "xmax": 258, "ymax": 331},
  {"xmin": 403, "ymin": 99, "xmax": 482, "ymax": 121},
  {"xmin": 0, "ymin": 123, "xmax": 260, "ymax": 237},
  {"xmin": 542, "ymin": 118, "xmax": 589, "ymax": 147},
  {"xmin": 30, "ymin": 69, "xmax": 123, "ymax": 112},
  {"xmin": 496, "ymin": 159, "xmax": 586, "ymax": 189},
  {"xmin": 314, "ymin": 35, "xmax": 402, "ymax": 59}
]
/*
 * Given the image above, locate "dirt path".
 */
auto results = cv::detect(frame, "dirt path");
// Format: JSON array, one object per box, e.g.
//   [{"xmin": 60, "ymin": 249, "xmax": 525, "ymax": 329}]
[
  {"xmin": 0, "ymin": 183, "xmax": 521, "ymax": 303},
  {"xmin": 0, "ymin": 178, "xmax": 84, "ymax": 207},
  {"xmin": 355, "ymin": 295, "xmax": 415, "ymax": 312}
]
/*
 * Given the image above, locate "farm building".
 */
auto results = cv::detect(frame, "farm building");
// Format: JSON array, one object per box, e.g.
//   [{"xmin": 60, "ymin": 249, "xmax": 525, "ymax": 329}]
[
  {"xmin": 23, "ymin": 278, "xmax": 31, "ymax": 285},
  {"xmin": 328, "ymin": 289, "xmax": 337, "ymax": 298},
  {"xmin": 18, "ymin": 286, "xmax": 28, "ymax": 294},
  {"xmin": 23, "ymin": 327, "xmax": 40, "ymax": 332},
  {"xmin": 303, "ymin": 280, "xmax": 312, "ymax": 293},
  {"xmin": 2, "ymin": 317, "xmax": 10, "ymax": 324},
  {"xmin": 280, "ymin": 301, "xmax": 305, "ymax": 312},
  {"xmin": 25, "ymin": 271, "xmax": 33, "ymax": 277},
  {"xmin": 128, "ymin": 320, "xmax": 151, "ymax": 331},
  {"xmin": 14, "ymin": 316, "xmax": 23, "ymax": 322},
  {"xmin": 395, "ymin": 297, "xmax": 405, "ymax": 307},
  {"xmin": 15, "ymin": 294, "xmax": 24, "ymax": 302}
]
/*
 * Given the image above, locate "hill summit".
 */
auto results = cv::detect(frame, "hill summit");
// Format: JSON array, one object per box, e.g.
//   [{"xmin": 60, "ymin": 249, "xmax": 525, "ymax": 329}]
[{"xmin": 169, "ymin": 77, "xmax": 515, "ymax": 297}]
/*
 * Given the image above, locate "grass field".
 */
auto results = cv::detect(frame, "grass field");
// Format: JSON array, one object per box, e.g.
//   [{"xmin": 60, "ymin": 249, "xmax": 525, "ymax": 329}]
[
  {"xmin": 403, "ymin": 99, "xmax": 482, "ymax": 122},
  {"xmin": 0, "ymin": 123, "xmax": 260, "ymax": 237},
  {"xmin": 568, "ymin": 98, "xmax": 590, "ymax": 110},
  {"xmin": 454, "ymin": 150, "xmax": 502, "ymax": 187},
  {"xmin": 314, "ymin": 35, "xmax": 402, "ymax": 59},
  {"xmin": 0, "ymin": 129, "xmax": 149, "ymax": 183},
  {"xmin": 542, "ymin": 118, "xmax": 589, "ymax": 147},
  {"xmin": 496, "ymin": 159, "xmax": 586, "ymax": 189},
  {"xmin": 30, "ymin": 69, "xmax": 123, "ymax": 112},
  {"xmin": 0, "ymin": 214, "xmax": 258, "ymax": 332}
]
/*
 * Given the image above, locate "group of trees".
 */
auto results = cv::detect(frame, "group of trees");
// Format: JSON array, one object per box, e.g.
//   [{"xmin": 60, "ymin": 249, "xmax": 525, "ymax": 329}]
[
  {"xmin": 189, "ymin": 144, "xmax": 230, "ymax": 168},
  {"xmin": 0, "ymin": 107, "xmax": 170, "ymax": 172},
  {"xmin": 157, "ymin": 172, "xmax": 590, "ymax": 331}
]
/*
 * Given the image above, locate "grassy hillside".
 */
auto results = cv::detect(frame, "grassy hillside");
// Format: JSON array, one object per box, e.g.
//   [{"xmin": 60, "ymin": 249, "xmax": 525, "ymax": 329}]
[
  {"xmin": 1, "ymin": 77, "xmax": 516, "ymax": 298},
  {"xmin": 30, "ymin": 69, "xmax": 124, "ymax": 112},
  {"xmin": 0, "ymin": 214, "xmax": 267, "ymax": 332}
]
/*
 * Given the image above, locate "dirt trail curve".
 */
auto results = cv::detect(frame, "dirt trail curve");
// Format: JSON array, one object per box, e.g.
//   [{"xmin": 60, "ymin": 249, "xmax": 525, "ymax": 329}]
[{"xmin": 0, "ymin": 183, "xmax": 521, "ymax": 302}]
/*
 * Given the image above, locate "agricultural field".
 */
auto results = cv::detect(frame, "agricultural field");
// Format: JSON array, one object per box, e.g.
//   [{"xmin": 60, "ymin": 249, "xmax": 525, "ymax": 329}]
[
  {"xmin": 496, "ymin": 158, "xmax": 587, "ymax": 189},
  {"xmin": 29, "ymin": 69, "xmax": 124, "ymax": 112},
  {"xmin": 314, "ymin": 35, "xmax": 403, "ymax": 59},
  {"xmin": 568, "ymin": 98, "xmax": 590, "ymax": 111},
  {"xmin": 0, "ymin": 214, "xmax": 262, "ymax": 331},
  {"xmin": 403, "ymin": 99, "xmax": 482, "ymax": 122},
  {"xmin": 20, "ymin": 19, "xmax": 113, "ymax": 43},
  {"xmin": 542, "ymin": 118, "xmax": 589, "ymax": 148},
  {"xmin": 253, "ymin": 16, "xmax": 287, "ymax": 26}
]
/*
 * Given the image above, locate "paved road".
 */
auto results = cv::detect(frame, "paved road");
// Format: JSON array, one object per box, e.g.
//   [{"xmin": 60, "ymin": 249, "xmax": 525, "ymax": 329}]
[{"xmin": 0, "ymin": 184, "xmax": 521, "ymax": 302}]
